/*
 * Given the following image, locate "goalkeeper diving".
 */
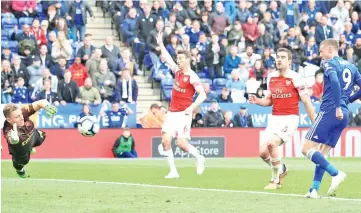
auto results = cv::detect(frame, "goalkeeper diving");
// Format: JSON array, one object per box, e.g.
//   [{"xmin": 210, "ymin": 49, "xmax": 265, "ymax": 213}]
[{"xmin": 2, "ymin": 100, "xmax": 57, "ymax": 178}]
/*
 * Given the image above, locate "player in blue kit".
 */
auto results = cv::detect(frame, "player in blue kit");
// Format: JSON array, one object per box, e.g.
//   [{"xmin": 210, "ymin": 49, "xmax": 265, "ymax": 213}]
[{"xmin": 302, "ymin": 39, "xmax": 361, "ymax": 198}]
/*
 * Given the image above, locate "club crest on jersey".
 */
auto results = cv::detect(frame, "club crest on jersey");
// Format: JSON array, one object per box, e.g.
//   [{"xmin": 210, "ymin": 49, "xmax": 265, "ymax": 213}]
[
  {"xmin": 324, "ymin": 62, "xmax": 331, "ymax": 71},
  {"xmin": 286, "ymin": 80, "xmax": 291, "ymax": 86},
  {"xmin": 183, "ymin": 76, "xmax": 189, "ymax": 82}
]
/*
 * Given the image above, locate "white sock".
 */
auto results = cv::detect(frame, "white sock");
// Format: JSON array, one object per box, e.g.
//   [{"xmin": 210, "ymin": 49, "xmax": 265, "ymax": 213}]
[
  {"xmin": 188, "ymin": 144, "xmax": 201, "ymax": 159},
  {"xmin": 271, "ymin": 164, "xmax": 280, "ymax": 183},
  {"xmin": 278, "ymin": 164, "xmax": 284, "ymax": 174},
  {"xmin": 163, "ymin": 149, "xmax": 177, "ymax": 173}
]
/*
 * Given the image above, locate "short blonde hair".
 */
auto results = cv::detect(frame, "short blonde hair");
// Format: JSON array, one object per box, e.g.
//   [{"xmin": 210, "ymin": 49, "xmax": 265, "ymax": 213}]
[
  {"xmin": 320, "ymin": 39, "xmax": 339, "ymax": 50},
  {"xmin": 3, "ymin": 103, "xmax": 19, "ymax": 118}
]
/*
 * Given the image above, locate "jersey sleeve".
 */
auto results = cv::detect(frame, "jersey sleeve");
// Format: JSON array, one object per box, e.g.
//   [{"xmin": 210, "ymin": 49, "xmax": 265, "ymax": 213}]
[
  {"xmin": 292, "ymin": 73, "xmax": 308, "ymax": 96},
  {"xmin": 21, "ymin": 104, "xmax": 36, "ymax": 119},
  {"xmin": 190, "ymin": 72, "xmax": 204, "ymax": 93}
]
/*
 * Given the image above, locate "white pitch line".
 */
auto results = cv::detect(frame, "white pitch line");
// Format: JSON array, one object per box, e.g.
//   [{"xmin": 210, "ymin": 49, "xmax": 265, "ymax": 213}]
[{"xmin": 3, "ymin": 178, "xmax": 361, "ymax": 202}]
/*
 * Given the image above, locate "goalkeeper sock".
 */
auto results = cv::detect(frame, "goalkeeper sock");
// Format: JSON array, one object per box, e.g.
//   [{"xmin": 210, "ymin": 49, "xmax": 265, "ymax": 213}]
[{"xmin": 163, "ymin": 148, "xmax": 177, "ymax": 173}]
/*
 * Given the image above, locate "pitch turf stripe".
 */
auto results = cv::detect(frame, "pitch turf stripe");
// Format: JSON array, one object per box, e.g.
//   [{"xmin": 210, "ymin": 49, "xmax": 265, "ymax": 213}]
[{"xmin": 3, "ymin": 178, "xmax": 361, "ymax": 202}]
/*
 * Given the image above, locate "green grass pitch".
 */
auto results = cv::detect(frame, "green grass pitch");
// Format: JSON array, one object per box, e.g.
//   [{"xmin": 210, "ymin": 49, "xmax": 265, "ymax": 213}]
[{"xmin": 2, "ymin": 158, "xmax": 361, "ymax": 213}]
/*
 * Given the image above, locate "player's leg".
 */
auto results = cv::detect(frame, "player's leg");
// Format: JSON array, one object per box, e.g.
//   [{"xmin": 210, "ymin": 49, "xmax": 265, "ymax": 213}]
[
  {"xmin": 259, "ymin": 140, "xmax": 271, "ymax": 167},
  {"xmin": 12, "ymin": 154, "xmax": 30, "ymax": 178},
  {"xmin": 161, "ymin": 132, "xmax": 179, "ymax": 178},
  {"xmin": 264, "ymin": 134, "xmax": 283, "ymax": 189},
  {"xmin": 176, "ymin": 114, "xmax": 205, "ymax": 175},
  {"xmin": 159, "ymin": 112, "xmax": 179, "ymax": 178},
  {"xmin": 30, "ymin": 130, "xmax": 46, "ymax": 155}
]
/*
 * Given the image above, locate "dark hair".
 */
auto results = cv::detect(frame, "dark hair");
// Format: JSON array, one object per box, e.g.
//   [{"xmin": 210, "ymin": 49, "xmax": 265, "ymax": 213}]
[
  {"xmin": 177, "ymin": 49, "xmax": 191, "ymax": 59},
  {"xmin": 150, "ymin": 103, "xmax": 159, "ymax": 109},
  {"xmin": 276, "ymin": 48, "xmax": 292, "ymax": 60}
]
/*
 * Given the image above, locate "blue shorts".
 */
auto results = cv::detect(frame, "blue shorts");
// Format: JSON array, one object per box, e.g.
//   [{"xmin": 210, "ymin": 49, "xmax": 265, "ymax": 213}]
[{"xmin": 305, "ymin": 108, "xmax": 349, "ymax": 148}]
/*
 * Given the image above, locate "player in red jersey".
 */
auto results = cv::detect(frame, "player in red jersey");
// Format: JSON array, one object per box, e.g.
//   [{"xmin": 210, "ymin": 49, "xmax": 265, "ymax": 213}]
[
  {"xmin": 250, "ymin": 48, "xmax": 316, "ymax": 189},
  {"xmin": 156, "ymin": 32, "xmax": 207, "ymax": 179}
]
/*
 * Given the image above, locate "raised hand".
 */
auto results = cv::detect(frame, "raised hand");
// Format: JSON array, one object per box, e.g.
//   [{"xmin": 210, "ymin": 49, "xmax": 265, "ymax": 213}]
[{"xmin": 156, "ymin": 32, "xmax": 164, "ymax": 47}]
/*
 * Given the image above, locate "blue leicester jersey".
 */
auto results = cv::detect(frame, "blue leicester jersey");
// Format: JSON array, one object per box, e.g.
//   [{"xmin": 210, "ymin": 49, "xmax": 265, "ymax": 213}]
[
  {"xmin": 320, "ymin": 56, "xmax": 361, "ymax": 111},
  {"xmin": 106, "ymin": 108, "xmax": 129, "ymax": 128}
]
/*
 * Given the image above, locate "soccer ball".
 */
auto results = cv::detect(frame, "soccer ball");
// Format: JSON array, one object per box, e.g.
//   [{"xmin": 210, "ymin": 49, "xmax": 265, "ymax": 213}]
[{"xmin": 77, "ymin": 115, "xmax": 100, "ymax": 137}]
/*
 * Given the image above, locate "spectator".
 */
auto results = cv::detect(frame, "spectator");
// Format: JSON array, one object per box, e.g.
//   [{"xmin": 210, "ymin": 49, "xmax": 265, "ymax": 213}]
[
  {"xmin": 54, "ymin": 18, "xmax": 75, "ymax": 42},
  {"xmin": 204, "ymin": 99, "xmax": 224, "ymax": 127},
  {"xmin": 330, "ymin": 0, "xmax": 350, "ymax": 24},
  {"xmin": 315, "ymin": 15, "xmax": 333, "ymax": 45},
  {"xmin": 139, "ymin": 103, "xmax": 165, "ymax": 128},
  {"xmin": 217, "ymin": 87, "xmax": 233, "ymax": 103},
  {"xmin": 31, "ymin": 68, "xmax": 58, "ymax": 101},
  {"xmin": 165, "ymin": 12, "xmax": 183, "ymax": 33},
  {"xmin": 224, "ymin": 45, "xmax": 241, "ymax": 78},
  {"xmin": 201, "ymin": 0, "xmax": 214, "ymax": 14},
  {"xmin": 255, "ymin": 24, "xmax": 273, "ymax": 55},
  {"xmin": 305, "ymin": 36, "xmax": 319, "ymax": 65},
  {"xmin": 99, "ymin": 37, "xmax": 120, "ymax": 73},
  {"xmin": 354, "ymin": 108, "xmax": 361, "ymax": 126},
  {"xmin": 339, "ymin": 34, "xmax": 349, "ymax": 57},
  {"xmin": 21, "ymin": 47, "xmax": 35, "ymax": 67},
  {"xmin": 52, "ymin": 57, "xmax": 68, "ymax": 80},
  {"xmin": 27, "ymin": 56, "xmax": 44, "ymax": 89},
  {"xmin": 47, "ymin": 31, "xmax": 57, "ymax": 54},
  {"xmin": 186, "ymin": 0, "xmax": 201, "ymax": 21},
  {"xmin": 239, "ymin": 45, "xmax": 261, "ymax": 69},
  {"xmin": 113, "ymin": 48, "xmax": 140, "ymax": 77},
  {"xmin": 354, "ymin": 38, "xmax": 361, "ymax": 63},
  {"xmin": 115, "ymin": 68, "xmax": 139, "ymax": 103},
  {"xmin": 51, "ymin": 31, "xmax": 73, "ymax": 63},
  {"xmin": 206, "ymin": 34, "xmax": 227, "ymax": 79},
  {"xmin": 166, "ymin": 34, "xmax": 181, "ymax": 60},
  {"xmin": 11, "ymin": 0, "xmax": 37, "ymax": 18},
  {"xmin": 69, "ymin": 56, "xmax": 88, "ymax": 87},
  {"xmin": 12, "ymin": 77, "xmax": 28, "ymax": 104},
  {"xmin": 104, "ymin": 102, "xmax": 133, "ymax": 128},
  {"xmin": 30, "ymin": 19, "xmax": 47, "ymax": 47},
  {"xmin": 147, "ymin": 19, "xmax": 166, "ymax": 65},
  {"xmin": 1, "ymin": 1, "xmax": 12, "ymax": 13},
  {"xmin": 40, "ymin": 20, "xmax": 49, "ymax": 36},
  {"xmin": 226, "ymin": 69, "xmax": 246, "ymax": 91},
  {"xmin": 344, "ymin": 47, "xmax": 357, "ymax": 64},
  {"xmin": 282, "ymin": 27, "xmax": 303, "ymax": 72},
  {"xmin": 152, "ymin": 55, "xmax": 173, "ymax": 80},
  {"xmin": 66, "ymin": 0, "xmax": 94, "ymax": 42},
  {"xmin": 299, "ymin": 13, "xmax": 312, "ymax": 38},
  {"xmin": 344, "ymin": 22, "xmax": 356, "ymax": 45},
  {"xmin": 209, "ymin": 2, "xmax": 231, "ymax": 36},
  {"xmin": 86, "ymin": 48, "xmax": 102, "ymax": 77},
  {"xmin": 191, "ymin": 107, "xmax": 204, "ymax": 128},
  {"xmin": 260, "ymin": 12, "xmax": 275, "ymax": 37},
  {"xmin": 122, "ymin": 7, "xmax": 138, "ymax": 45},
  {"xmin": 36, "ymin": 79, "xmax": 59, "ymax": 106},
  {"xmin": 249, "ymin": 59, "xmax": 267, "ymax": 90},
  {"xmin": 242, "ymin": 15, "xmax": 259, "ymax": 46},
  {"xmin": 37, "ymin": 45, "xmax": 54, "ymax": 69},
  {"xmin": 92, "ymin": 59, "xmax": 116, "ymax": 102},
  {"xmin": 74, "ymin": 104, "xmax": 95, "ymax": 128},
  {"xmin": 190, "ymin": 48, "xmax": 205, "ymax": 73},
  {"xmin": 173, "ymin": 1, "xmax": 188, "ymax": 24},
  {"xmin": 280, "ymin": 0, "xmax": 300, "ymax": 28},
  {"xmin": 245, "ymin": 76, "xmax": 261, "ymax": 96},
  {"xmin": 350, "ymin": 11, "xmax": 360, "ymax": 35},
  {"xmin": 1, "ymin": 44, "xmax": 14, "ymax": 63},
  {"xmin": 11, "ymin": 24, "xmax": 37, "ymax": 56},
  {"xmin": 76, "ymin": 34, "xmax": 96, "ymax": 65},
  {"xmin": 1, "ymin": 60, "xmax": 15, "ymax": 104},
  {"xmin": 187, "ymin": 20, "xmax": 202, "ymax": 47},
  {"xmin": 151, "ymin": 0, "xmax": 168, "ymax": 21},
  {"xmin": 47, "ymin": 6, "xmax": 58, "ymax": 32},
  {"xmin": 235, "ymin": 0, "xmax": 251, "ymax": 24},
  {"xmin": 112, "ymin": 128, "xmax": 138, "ymax": 158},
  {"xmin": 233, "ymin": 106, "xmax": 253, "ymax": 127},
  {"xmin": 195, "ymin": 33, "xmax": 207, "ymax": 60},
  {"xmin": 57, "ymin": 71, "xmax": 80, "ymax": 105},
  {"xmin": 269, "ymin": 0, "xmax": 280, "ymax": 25},
  {"xmin": 261, "ymin": 48, "xmax": 276, "ymax": 70},
  {"xmin": 200, "ymin": 11, "xmax": 212, "ymax": 37},
  {"xmin": 221, "ymin": 111, "xmax": 235, "ymax": 128},
  {"xmin": 228, "ymin": 20, "xmax": 244, "ymax": 45},
  {"xmin": 76, "ymin": 78, "xmax": 101, "ymax": 105},
  {"xmin": 12, "ymin": 55, "xmax": 30, "ymax": 87}
]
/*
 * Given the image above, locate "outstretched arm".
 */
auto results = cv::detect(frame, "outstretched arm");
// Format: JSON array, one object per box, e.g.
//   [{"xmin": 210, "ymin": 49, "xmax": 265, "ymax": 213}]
[
  {"xmin": 156, "ymin": 32, "xmax": 178, "ymax": 72},
  {"xmin": 32, "ymin": 99, "xmax": 58, "ymax": 118},
  {"xmin": 300, "ymin": 94, "xmax": 316, "ymax": 122},
  {"xmin": 249, "ymin": 95, "xmax": 273, "ymax": 106}
]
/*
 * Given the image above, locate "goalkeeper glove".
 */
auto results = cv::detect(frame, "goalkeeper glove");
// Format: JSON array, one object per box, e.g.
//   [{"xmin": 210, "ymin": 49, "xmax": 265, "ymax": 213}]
[
  {"xmin": 8, "ymin": 124, "xmax": 20, "ymax": 145},
  {"xmin": 45, "ymin": 104, "xmax": 57, "ymax": 118}
]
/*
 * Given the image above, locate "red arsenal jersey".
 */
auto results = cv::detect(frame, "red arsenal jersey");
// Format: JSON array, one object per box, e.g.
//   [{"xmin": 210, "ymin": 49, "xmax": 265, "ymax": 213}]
[
  {"xmin": 169, "ymin": 70, "xmax": 201, "ymax": 112},
  {"xmin": 267, "ymin": 70, "xmax": 308, "ymax": 116}
]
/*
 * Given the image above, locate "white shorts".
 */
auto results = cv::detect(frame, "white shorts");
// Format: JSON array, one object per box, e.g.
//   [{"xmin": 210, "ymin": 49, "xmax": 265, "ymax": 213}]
[
  {"xmin": 263, "ymin": 115, "xmax": 299, "ymax": 144},
  {"xmin": 161, "ymin": 110, "xmax": 192, "ymax": 139}
]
